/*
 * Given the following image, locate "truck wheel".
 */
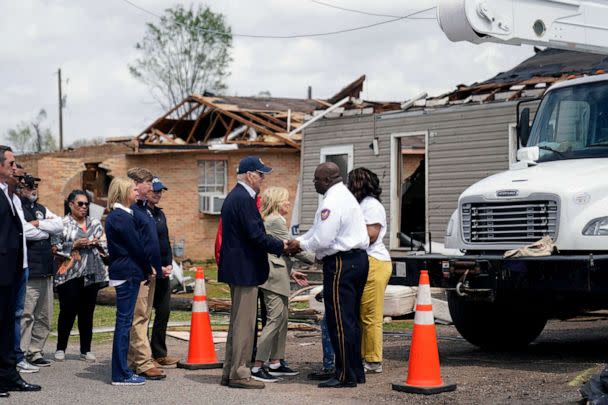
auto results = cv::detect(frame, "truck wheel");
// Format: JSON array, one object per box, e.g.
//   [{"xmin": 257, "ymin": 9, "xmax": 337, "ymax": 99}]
[{"xmin": 447, "ymin": 291, "xmax": 547, "ymax": 350}]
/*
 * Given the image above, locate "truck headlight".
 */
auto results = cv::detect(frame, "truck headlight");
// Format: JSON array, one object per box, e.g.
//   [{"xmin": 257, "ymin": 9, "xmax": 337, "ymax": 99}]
[{"xmin": 582, "ymin": 217, "xmax": 608, "ymax": 235}]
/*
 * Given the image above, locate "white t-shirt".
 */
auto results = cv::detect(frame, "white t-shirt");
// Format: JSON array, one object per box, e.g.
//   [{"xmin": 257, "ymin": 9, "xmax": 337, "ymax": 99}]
[{"xmin": 360, "ymin": 197, "xmax": 390, "ymax": 262}]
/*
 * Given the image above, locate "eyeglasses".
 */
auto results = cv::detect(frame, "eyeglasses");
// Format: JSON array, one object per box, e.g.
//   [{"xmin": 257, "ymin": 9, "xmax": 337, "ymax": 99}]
[
  {"xmin": 74, "ymin": 201, "xmax": 90, "ymax": 207},
  {"xmin": 250, "ymin": 171, "xmax": 265, "ymax": 178}
]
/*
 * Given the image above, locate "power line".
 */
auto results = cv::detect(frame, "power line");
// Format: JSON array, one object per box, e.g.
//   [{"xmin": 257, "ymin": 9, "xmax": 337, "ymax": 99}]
[
  {"xmin": 119, "ymin": 0, "xmax": 436, "ymax": 39},
  {"xmin": 310, "ymin": 0, "xmax": 436, "ymax": 20}
]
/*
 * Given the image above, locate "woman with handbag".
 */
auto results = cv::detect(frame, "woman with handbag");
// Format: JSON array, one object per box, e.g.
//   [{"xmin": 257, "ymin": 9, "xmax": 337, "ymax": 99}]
[{"xmin": 54, "ymin": 189, "xmax": 107, "ymax": 362}]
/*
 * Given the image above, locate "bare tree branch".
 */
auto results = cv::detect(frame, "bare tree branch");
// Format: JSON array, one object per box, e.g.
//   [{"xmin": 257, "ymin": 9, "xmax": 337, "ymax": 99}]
[{"xmin": 129, "ymin": 5, "xmax": 232, "ymax": 115}]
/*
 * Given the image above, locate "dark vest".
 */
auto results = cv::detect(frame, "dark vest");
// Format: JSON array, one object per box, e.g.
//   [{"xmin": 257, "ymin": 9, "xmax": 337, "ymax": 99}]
[{"xmin": 21, "ymin": 198, "xmax": 55, "ymax": 278}]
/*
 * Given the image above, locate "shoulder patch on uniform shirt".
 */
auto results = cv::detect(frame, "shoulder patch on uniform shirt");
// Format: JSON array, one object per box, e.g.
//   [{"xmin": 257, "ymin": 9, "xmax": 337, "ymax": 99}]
[{"xmin": 321, "ymin": 209, "xmax": 331, "ymax": 221}]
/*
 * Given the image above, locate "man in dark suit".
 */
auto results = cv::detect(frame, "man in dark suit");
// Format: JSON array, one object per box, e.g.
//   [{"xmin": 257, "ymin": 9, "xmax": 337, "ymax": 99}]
[
  {"xmin": 219, "ymin": 156, "xmax": 285, "ymax": 389},
  {"xmin": 0, "ymin": 145, "xmax": 41, "ymax": 397}
]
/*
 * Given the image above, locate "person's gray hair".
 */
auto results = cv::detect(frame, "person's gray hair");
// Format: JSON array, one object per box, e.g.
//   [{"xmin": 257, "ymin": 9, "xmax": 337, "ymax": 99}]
[
  {"xmin": 236, "ymin": 173, "xmax": 247, "ymax": 182},
  {"xmin": 0, "ymin": 145, "xmax": 12, "ymax": 165}
]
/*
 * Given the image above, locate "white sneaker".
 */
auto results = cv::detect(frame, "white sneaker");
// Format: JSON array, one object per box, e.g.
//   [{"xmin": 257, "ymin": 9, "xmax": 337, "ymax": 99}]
[
  {"xmin": 80, "ymin": 352, "xmax": 96, "ymax": 362},
  {"xmin": 54, "ymin": 350, "xmax": 65, "ymax": 361},
  {"xmin": 17, "ymin": 360, "xmax": 40, "ymax": 373},
  {"xmin": 363, "ymin": 361, "xmax": 383, "ymax": 373}
]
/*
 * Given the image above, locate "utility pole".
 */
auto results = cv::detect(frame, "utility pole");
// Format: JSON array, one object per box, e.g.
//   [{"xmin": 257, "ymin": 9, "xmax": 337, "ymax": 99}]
[{"xmin": 57, "ymin": 68, "xmax": 63, "ymax": 151}]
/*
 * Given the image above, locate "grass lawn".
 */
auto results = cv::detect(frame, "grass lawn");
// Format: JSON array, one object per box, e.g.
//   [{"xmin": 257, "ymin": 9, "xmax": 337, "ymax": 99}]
[{"xmin": 182, "ymin": 261, "xmax": 231, "ymax": 300}]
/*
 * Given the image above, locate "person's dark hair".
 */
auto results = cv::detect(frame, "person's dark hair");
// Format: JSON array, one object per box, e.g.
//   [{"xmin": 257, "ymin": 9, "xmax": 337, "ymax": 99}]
[
  {"xmin": 64, "ymin": 189, "xmax": 90, "ymax": 216},
  {"xmin": 347, "ymin": 167, "xmax": 382, "ymax": 203},
  {"xmin": 0, "ymin": 145, "xmax": 12, "ymax": 165}
]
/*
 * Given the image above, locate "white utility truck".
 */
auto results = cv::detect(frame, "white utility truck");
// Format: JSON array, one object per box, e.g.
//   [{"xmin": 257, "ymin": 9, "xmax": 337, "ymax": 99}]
[{"xmin": 395, "ymin": 0, "xmax": 608, "ymax": 349}]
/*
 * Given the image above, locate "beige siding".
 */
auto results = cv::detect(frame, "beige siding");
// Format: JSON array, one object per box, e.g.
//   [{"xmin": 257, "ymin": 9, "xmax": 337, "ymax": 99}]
[{"xmin": 300, "ymin": 101, "xmax": 538, "ymax": 248}]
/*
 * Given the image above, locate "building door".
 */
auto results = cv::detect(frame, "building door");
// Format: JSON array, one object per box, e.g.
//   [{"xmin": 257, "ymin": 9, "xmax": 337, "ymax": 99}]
[{"xmin": 390, "ymin": 132, "xmax": 428, "ymax": 250}]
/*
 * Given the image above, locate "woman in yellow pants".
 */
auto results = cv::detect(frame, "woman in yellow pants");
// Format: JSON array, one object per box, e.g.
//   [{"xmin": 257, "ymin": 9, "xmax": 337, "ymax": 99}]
[{"xmin": 347, "ymin": 168, "xmax": 392, "ymax": 373}]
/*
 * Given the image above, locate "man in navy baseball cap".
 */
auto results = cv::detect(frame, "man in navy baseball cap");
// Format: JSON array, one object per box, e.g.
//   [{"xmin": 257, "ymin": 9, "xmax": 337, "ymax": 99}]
[
  {"xmin": 151, "ymin": 177, "xmax": 168, "ymax": 192},
  {"xmin": 237, "ymin": 156, "xmax": 272, "ymax": 175}
]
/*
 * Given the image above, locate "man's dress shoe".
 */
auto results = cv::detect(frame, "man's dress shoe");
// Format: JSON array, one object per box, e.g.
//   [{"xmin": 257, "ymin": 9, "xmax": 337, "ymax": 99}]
[
  {"xmin": 5, "ymin": 379, "xmax": 42, "ymax": 392},
  {"xmin": 0, "ymin": 390, "xmax": 9, "ymax": 398},
  {"xmin": 318, "ymin": 377, "xmax": 357, "ymax": 388}
]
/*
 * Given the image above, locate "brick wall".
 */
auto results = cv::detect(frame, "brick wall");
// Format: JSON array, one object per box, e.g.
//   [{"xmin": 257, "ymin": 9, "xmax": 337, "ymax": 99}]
[
  {"xmin": 17, "ymin": 145, "xmax": 301, "ymax": 261},
  {"xmin": 403, "ymin": 153, "xmax": 424, "ymax": 181},
  {"xmin": 128, "ymin": 149, "xmax": 300, "ymax": 260}
]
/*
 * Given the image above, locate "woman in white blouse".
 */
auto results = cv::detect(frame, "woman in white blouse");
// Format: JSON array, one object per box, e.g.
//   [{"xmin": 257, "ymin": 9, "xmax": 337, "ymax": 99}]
[{"xmin": 347, "ymin": 168, "xmax": 392, "ymax": 374}]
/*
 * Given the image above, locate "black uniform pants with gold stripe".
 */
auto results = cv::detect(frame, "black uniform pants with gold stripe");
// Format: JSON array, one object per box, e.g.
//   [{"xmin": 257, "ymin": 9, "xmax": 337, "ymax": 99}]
[{"xmin": 322, "ymin": 249, "xmax": 369, "ymax": 384}]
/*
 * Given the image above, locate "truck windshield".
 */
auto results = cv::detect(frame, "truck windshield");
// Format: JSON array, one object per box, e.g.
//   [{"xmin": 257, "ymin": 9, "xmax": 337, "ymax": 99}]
[{"xmin": 527, "ymin": 80, "xmax": 608, "ymax": 162}]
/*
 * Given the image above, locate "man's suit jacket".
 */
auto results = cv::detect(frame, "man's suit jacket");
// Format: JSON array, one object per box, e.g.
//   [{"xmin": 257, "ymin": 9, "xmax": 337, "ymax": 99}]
[
  {"xmin": 218, "ymin": 183, "xmax": 284, "ymax": 286},
  {"xmin": 0, "ymin": 189, "xmax": 23, "ymax": 286},
  {"xmin": 259, "ymin": 213, "xmax": 314, "ymax": 297}
]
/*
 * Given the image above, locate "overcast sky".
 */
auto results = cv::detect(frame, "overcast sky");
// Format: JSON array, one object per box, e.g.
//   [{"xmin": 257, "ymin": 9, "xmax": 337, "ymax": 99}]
[{"xmin": 0, "ymin": 0, "xmax": 534, "ymax": 149}]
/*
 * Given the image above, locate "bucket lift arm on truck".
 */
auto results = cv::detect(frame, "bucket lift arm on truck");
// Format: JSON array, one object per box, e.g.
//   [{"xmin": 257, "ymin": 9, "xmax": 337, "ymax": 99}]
[{"xmin": 438, "ymin": 0, "xmax": 608, "ymax": 56}]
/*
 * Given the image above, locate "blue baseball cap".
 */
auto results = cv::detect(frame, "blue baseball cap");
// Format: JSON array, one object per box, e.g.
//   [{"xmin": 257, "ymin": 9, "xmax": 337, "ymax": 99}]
[
  {"xmin": 237, "ymin": 156, "xmax": 272, "ymax": 174},
  {"xmin": 152, "ymin": 177, "xmax": 168, "ymax": 192}
]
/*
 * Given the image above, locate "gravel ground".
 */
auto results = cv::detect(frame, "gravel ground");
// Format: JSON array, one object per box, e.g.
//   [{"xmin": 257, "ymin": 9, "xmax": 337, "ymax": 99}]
[{"xmin": 6, "ymin": 317, "xmax": 608, "ymax": 404}]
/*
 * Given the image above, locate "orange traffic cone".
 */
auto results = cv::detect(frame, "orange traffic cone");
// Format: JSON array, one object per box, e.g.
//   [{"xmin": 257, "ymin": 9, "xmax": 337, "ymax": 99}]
[
  {"xmin": 392, "ymin": 270, "xmax": 456, "ymax": 394},
  {"xmin": 177, "ymin": 266, "xmax": 223, "ymax": 370}
]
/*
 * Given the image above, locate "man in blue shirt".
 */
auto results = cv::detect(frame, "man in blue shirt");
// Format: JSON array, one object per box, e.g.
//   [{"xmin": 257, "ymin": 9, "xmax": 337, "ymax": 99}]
[
  {"xmin": 219, "ymin": 156, "xmax": 285, "ymax": 389},
  {"xmin": 126, "ymin": 167, "xmax": 165, "ymax": 381}
]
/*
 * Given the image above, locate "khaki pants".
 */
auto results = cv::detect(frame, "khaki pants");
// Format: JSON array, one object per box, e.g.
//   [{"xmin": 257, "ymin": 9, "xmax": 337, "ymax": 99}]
[
  {"xmin": 21, "ymin": 276, "xmax": 53, "ymax": 361},
  {"xmin": 255, "ymin": 290, "xmax": 288, "ymax": 362},
  {"xmin": 360, "ymin": 256, "xmax": 392, "ymax": 363},
  {"xmin": 222, "ymin": 285, "xmax": 258, "ymax": 380},
  {"xmin": 128, "ymin": 278, "xmax": 156, "ymax": 374}
]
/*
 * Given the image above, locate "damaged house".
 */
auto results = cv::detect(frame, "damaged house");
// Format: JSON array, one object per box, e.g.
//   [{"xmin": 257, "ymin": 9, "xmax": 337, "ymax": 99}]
[
  {"xmin": 19, "ymin": 78, "xmax": 369, "ymax": 260},
  {"xmin": 299, "ymin": 49, "xmax": 608, "ymax": 254}
]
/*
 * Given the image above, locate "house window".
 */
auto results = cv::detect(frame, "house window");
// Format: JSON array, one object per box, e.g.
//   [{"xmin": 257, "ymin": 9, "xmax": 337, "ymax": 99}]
[
  {"xmin": 198, "ymin": 160, "xmax": 227, "ymax": 193},
  {"xmin": 320, "ymin": 145, "xmax": 353, "ymax": 183},
  {"xmin": 198, "ymin": 160, "xmax": 227, "ymax": 214}
]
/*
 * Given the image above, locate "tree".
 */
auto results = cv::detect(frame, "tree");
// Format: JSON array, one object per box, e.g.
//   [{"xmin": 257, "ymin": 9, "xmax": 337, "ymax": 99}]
[
  {"xmin": 129, "ymin": 4, "xmax": 232, "ymax": 112},
  {"xmin": 69, "ymin": 137, "xmax": 105, "ymax": 149},
  {"xmin": 4, "ymin": 109, "xmax": 57, "ymax": 154}
]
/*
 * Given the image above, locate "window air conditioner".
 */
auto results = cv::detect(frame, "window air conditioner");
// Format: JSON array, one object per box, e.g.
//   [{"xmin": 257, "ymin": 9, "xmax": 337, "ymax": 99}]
[{"xmin": 199, "ymin": 192, "xmax": 226, "ymax": 215}]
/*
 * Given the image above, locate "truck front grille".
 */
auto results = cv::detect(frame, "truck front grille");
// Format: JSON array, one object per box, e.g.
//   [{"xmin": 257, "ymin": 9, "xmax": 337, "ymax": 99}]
[{"xmin": 461, "ymin": 199, "xmax": 559, "ymax": 243}]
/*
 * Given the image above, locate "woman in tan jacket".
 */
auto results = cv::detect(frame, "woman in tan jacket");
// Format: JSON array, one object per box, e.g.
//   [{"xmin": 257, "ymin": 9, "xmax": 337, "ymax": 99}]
[{"xmin": 250, "ymin": 187, "xmax": 314, "ymax": 383}]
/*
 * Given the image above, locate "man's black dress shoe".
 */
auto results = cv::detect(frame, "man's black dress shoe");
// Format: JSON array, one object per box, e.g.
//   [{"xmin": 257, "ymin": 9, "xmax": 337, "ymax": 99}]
[
  {"xmin": 318, "ymin": 377, "xmax": 357, "ymax": 388},
  {"xmin": 6, "ymin": 380, "xmax": 42, "ymax": 392},
  {"xmin": 0, "ymin": 390, "xmax": 9, "ymax": 398}
]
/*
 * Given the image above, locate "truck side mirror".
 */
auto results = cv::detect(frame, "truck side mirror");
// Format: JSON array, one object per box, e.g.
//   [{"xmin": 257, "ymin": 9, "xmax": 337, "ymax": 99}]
[{"xmin": 517, "ymin": 108, "xmax": 531, "ymax": 146}]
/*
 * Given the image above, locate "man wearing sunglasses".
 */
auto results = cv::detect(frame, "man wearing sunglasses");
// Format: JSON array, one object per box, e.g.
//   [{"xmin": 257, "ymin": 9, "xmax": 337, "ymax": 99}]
[
  {"xmin": 0, "ymin": 146, "xmax": 41, "ymax": 397},
  {"xmin": 19, "ymin": 175, "xmax": 63, "ymax": 369},
  {"xmin": 146, "ymin": 177, "xmax": 180, "ymax": 368},
  {"xmin": 126, "ymin": 167, "xmax": 165, "ymax": 381},
  {"xmin": 218, "ymin": 156, "xmax": 286, "ymax": 389}
]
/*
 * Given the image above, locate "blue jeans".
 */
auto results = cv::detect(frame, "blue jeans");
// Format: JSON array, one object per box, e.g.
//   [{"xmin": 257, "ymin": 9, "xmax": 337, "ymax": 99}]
[
  {"xmin": 15, "ymin": 268, "xmax": 28, "ymax": 363},
  {"xmin": 321, "ymin": 315, "xmax": 335, "ymax": 370},
  {"xmin": 111, "ymin": 280, "xmax": 140, "ymax": 382}
]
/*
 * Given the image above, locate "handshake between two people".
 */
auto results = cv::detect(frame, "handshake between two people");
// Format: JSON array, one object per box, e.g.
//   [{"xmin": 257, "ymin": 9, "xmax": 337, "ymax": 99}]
[{"xmin": 282, "ymin": 239, "xmax": 301, "ymax": 256}]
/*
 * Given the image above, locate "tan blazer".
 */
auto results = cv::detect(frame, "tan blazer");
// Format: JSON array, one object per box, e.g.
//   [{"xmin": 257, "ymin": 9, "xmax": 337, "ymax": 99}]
[{"xmin": 259, "ymin": 213, "xmax": 314, "ymax": 297}]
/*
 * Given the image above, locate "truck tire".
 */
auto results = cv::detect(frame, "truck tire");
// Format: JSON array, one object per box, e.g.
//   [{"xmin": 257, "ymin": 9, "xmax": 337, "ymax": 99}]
[{"xmin": 447, "ymin": 291, "xmax": 547, "ymax": 350}]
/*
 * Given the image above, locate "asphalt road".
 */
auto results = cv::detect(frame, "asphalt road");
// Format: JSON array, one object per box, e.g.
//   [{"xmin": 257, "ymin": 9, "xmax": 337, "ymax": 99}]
[{"xmin": 6, "ymin": 316, "xmax": 608, "ymax": 404}]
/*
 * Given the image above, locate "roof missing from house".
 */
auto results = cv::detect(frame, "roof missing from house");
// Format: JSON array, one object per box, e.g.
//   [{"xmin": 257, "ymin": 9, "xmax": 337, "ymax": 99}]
[
  {"xmin": 407, "ymin": 48, "xmax": 608, "ymax": 109},
  {"xmin": 136, "ymin": 94, "xmax": 327, "ymax": 151},
  {"xmin": 136, "ymin": 76, "xmax": 402, "ymax": 150}
]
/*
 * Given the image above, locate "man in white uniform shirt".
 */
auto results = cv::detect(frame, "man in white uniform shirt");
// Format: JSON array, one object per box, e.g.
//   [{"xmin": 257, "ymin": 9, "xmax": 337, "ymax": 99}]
[{"xmin": 286, "ymin": 162, "xmax": 369, "ymax": 388}]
